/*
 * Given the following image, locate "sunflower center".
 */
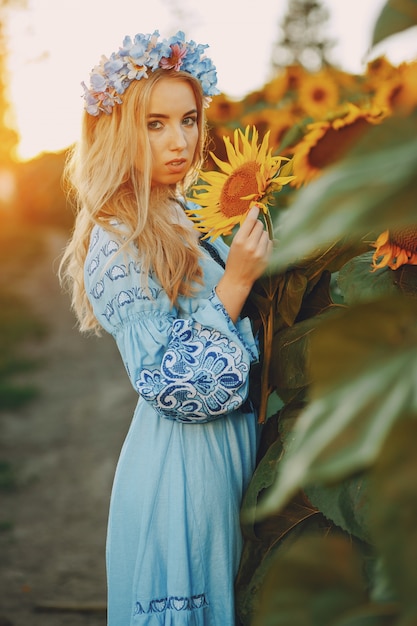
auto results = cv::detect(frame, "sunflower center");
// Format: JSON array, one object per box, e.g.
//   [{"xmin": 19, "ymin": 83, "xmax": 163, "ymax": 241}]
[
  {"xmin": 312, "ymin": 87, "xmax": 327, "ymax": 103},
  {"xmin": 390, "ymin": 226, "xmax": 417, "ymax": 253},
  {"xmin": 219, "ymin": 161, "xmax": 261, "ymax": 217},
  {"xmin": 389, "ymin": 85, "xmax": 404, "ymax": 109}
]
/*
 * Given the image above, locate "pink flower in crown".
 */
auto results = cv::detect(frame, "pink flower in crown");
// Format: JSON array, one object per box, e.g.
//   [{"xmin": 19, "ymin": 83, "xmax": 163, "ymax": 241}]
[{"xmin": 159, "ymin": 43, "xmax": 187, "ymax": 71}]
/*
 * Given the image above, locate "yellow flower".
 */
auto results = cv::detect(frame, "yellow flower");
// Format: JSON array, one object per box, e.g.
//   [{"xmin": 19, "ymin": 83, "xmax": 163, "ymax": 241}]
[
  {"xmin": 263, "ymin": 74, "xmax": 288, "ymax": 104},
  {"xmin": 372, "ymin": 227, "xmax": 417, "ymax": 271},
  {"xmin": 188, "ymin": 126, "xmax": 295, "ymax": 240},
  {"xmin": 373, "ymin": 61, "xmax": 417, "ymax": 116},
  {"xmin": 292, "ymin": 104, "xmax": 385, "ymax": 187},
  {"xmin": 206, "ymin": 93, "xmax": 244, "ymax": 125},
  {"xmin": 241, "ymin": 107, "xmax": 298, "ymax": 153},
  {"xmin": 297, "ymin": 70, "xmax": 339, "ymax": 119},
  {"xmin": 365, "ymin": 56, "xmax": 397, "ymax": 90},
  {"xmin": 283, "ymin": 64, "xmax": 306, "ymax": 92}
]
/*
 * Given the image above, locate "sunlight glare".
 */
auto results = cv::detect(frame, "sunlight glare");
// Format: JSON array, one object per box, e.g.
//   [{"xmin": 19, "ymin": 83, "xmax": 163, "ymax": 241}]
[{"xmin": 5, "ymin": 0, "xmax": 417, "ymax": 161}]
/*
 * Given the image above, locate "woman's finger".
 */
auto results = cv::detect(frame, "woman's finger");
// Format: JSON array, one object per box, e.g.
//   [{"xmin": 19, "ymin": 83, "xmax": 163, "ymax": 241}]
[{"xmin": 235, "ymin": 205, "xmax": 261, "ymax": 239}]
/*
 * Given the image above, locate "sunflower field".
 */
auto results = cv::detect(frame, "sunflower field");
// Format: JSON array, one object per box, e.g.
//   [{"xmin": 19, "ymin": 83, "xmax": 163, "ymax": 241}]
[{"xmin": 195, "ymin": 0, "xmax": 417, "ymax": 624}]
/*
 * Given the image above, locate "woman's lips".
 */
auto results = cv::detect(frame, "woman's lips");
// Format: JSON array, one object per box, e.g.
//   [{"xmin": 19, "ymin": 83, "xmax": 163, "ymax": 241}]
[{"xmin": 166, "ymin": 158, "xmax": 187, "ymax": 173}]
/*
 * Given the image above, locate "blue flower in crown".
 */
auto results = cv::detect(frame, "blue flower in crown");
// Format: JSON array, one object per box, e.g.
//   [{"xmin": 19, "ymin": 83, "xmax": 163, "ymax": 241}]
[{"xmin": 82, "ymin": 30, "xmax": 220, "ymax": 116}]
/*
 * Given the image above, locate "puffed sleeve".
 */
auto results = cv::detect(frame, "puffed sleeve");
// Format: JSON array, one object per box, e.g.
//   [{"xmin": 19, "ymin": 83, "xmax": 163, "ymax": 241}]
[{"xmin": 85, "ymin": 225, "xmax": 259, "ymax": 423}]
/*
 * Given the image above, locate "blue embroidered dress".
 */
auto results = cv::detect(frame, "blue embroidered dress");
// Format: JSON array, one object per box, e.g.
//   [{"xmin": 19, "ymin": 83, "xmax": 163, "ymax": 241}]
[{"xmin": 85, "ymin": 221, "xmax": 260, "ymax": 626}]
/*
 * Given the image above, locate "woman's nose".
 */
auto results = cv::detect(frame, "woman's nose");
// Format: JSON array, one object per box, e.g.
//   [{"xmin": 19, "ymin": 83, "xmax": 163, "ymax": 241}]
[{"xmin": 169, "ymin": 125, "xmax": 187, "ymax": 150}]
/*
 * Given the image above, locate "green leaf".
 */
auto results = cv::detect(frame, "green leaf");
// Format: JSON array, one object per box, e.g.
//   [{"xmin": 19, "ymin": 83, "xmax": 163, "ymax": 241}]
[
  {"xmin": 393, "ymin": 263, "xmax": 417, "ymax": 296},
  {"xmin": 309, "ymin": 295, "xmax": 417, "ymax": 395},
  {"xmin": 276, "ymin": 118, "xmax": 313, "ymax": 152},
  {"xmin": 258, "ymin": 296, "xmax": 417, "ymax": 516},
  {"xmin": 271, "ymin": 307, "xmax": 341, "ymax": 403},
  {"xmin": 369, "ymin": 418, "xmax": 417, "ymax": 616},
  {"xmin": 241, "ymin": 438, "xmax": 284, "ymax": 541},
  {"xmin": 338, "ymin": 252, "xmax": 417, "ymax": 304},
  {"xmin": 277, "ymin": 270, "xmax": 308, "ymax": 326},
  {"xmin": 372, "ymin": 0, "xmax": 417, "ymax": 47},
  {"xmin": 305, "ymin": 474, "xmax": 372, "ymax": 543},
  {"xmin": 252, "ymin": 533, "xmax": 368, "ymax": 626},
  {"xmin": 297, "ymin": 270, "xmax": 333, "ymax": 320},
  {"xmin": 334, "ymin": 605, "xmax": 398, "ymax": 626},
  {"xmin": 236, "ymin": 513, "xmax": 325, "ymax": 626},
  {"xmin": 338, "ymin": 252, "xmax": 399, "ymax": 304},
  {"xmin": 236, "ymin": 437, "xmax": 285, "ymax": 625},
  {"xmin": 270, "ymin": 113, "xmax": 417, "ymax": 271},
  {"xmin": 237, "ymin": 430, "xmax": 320, "ymax": 626}
]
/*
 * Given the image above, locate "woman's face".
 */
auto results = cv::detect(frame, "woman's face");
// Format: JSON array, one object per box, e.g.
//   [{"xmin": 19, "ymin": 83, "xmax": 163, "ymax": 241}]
[{"xmin": 145, "ymin": 78, "xmax": 199, "ymax": 187}]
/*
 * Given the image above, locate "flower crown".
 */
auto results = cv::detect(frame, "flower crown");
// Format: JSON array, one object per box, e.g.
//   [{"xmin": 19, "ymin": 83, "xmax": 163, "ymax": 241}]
[{"xmin": 82, "ymin": 30, "xmax": 220, "ymax": 116}]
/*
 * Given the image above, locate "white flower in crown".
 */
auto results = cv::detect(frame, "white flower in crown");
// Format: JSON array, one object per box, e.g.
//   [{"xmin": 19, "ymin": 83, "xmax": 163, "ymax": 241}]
[{"xmin": 82, "ymin": 30, "xmax": 220, "ymax": 116}]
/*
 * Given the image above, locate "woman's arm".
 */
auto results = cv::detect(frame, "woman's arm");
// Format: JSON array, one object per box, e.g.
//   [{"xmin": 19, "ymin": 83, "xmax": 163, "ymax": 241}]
[
  {"xmin": 85, "ymin": 225, "xmax": 259, "ymax": 423},
  {"xmin": 215, "ymin": 205, "xmax": 272, "ymax": 323}
]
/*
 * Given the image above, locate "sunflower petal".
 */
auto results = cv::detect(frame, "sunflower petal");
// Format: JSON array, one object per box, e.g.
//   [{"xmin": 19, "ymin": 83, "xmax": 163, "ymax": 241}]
[
  {"xmin": 223, "ymin": 135, "xmax": 242, "ymax": 170},
  {"xmin": 209, "ymin": 151, "xmax": 233, "ymax": 175}
]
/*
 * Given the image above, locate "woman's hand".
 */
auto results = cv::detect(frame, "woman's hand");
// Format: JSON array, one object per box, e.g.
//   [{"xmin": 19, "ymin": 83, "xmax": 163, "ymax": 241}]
[{"xmin": 215, "ymin": 205, "xmax": 272, "ymax": 323}]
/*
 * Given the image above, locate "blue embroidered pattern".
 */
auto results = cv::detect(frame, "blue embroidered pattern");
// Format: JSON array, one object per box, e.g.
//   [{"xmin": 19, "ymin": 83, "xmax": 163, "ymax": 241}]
[
  {"xmin": 87, "ymin": 228, "xmax": 163, "ymax": 311},
  {"xmin": 102, "ymin": 286, "xmax": 163, "ymax": 321},
  {"xmin": 86, "ymin": 224, "xmax": 255, "ymax": 420},
  {"xmin": 133, "ymin": 593, "xmax": 208, "ymax": 615},
  {"xmin": 208, "ymin": 290, "xmax": 258, "ymax": 363},
  {"xmin": 135, "ymin": 318, "xmax": 248, "ymax": 421}
]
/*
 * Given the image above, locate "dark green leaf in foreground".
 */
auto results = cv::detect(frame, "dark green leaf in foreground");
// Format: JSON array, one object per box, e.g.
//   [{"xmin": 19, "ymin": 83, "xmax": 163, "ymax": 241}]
[
  {"xmin": 369, "ymin": 418, "xmax": 417, "ymax": 621},
  {"xmin": 372, "ymin": 0, "xmax": 417, "ymax": 47},
  {"xmin": 253, "ymin": 533, "xmax": 368, "ymax": 626},
  {"xmin": 257, "ymin": 296, "xmax": 417, "ymax": 516},
  {"xmin": 272, "ymin": 307, "xmax": 341, "ymax": 403}
]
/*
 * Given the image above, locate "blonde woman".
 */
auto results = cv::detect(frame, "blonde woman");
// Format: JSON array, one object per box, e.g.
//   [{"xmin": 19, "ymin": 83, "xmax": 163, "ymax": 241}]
[{"xmin": 60, "ymin": 30, "xmax": 271, "ymax": 626}]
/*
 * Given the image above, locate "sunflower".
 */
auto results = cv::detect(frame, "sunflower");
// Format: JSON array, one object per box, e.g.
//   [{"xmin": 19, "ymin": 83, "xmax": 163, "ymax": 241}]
[
  {"xmin": 291, "ymin": 103, "xmax": 385, "ymax": 187},
  {"xmin": 373, "ymin": 61, "xmax": 417, "ymax": 116},
  {"xmin": 241, "ymin": 107, "xmax": 297, "ymax": 153},
  {"xmin": 297, "ymin": 69, "xmax": 340, "ymax": 119},
  {"xmin": 206, "ymin": 92, "xmax": 244, "ymax": 125},
  {"xmin": 263, "ymin": 73, "xmax": 288, "ymax": 104},
  {"xmin": 365, "ymin": 56, "xmax": 397, "ymax": 91},
  {"xmin": 283, "ymin": 64, "xmax": 306, "ymax": 92},
  {"xmin": 187, "ymin": 126, "xmax": 295, "ymax": 240},
  {"xmin": 372, "ymin": 227, "xmax": 417, "ymax": 271}
]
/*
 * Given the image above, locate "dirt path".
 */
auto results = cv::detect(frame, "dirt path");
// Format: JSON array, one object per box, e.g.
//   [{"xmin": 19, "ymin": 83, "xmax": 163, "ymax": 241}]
[{"xmin": 0, "ymin": 230, "xmax": 136, "ymax": 626}]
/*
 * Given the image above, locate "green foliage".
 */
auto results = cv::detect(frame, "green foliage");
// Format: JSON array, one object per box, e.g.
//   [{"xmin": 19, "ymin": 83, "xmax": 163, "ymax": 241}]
[
  {"xmin": 253, "ymin": 534, "xmax": 373, "ymax": 626},
  {"xmin": 0, "ymin": 223, "xmax": 46, "ymax": 410},
  {"xmin": 372, "ymin": 0, "xmax": 417, "ymax": 47},
  {"xmin": 236, "ymin": 2, "xmax": 417, "ymax": 624},
  {"xmin": 369, "ymin": 419, "xmax": 417, "ymax": 617},
  {"xmin": 0, "ymin": 291, "xmax": 44, "ymax": 356},
  {"xmin": 0, "ymin": 381, "xmax": 39, "ymax": 410},
  {"xmin": 0, "ymin": 460, "xmax": 17, "ymax": 492},
  {"xmin": 0, "ymin": 290, "xmax": 44, "ymax": 410}
]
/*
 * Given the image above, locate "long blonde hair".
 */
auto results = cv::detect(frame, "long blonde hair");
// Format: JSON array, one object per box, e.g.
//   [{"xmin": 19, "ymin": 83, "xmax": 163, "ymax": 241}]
[{"xmin": 60, "ymin": 69, "xmax": 208, "ymax": 334}]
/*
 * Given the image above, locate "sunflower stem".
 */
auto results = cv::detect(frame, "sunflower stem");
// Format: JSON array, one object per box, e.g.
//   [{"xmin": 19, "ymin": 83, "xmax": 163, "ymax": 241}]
[
  {"xmin": 263, "ymin": 209, "xmax": 274, "ymax": 241},
  {"xmin": 257, "ymin": 284, "xmax": 275, "ymax": 424},
  {"xmin": 256, "ymin": 211, "xmax": 276, "ymax": 424}
]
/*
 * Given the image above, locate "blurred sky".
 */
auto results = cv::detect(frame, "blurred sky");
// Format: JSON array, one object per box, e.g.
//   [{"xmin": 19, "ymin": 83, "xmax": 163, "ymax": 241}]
[{"xmin": 5, "ymin": 0, "xmax": 417, "ymax": 160}]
